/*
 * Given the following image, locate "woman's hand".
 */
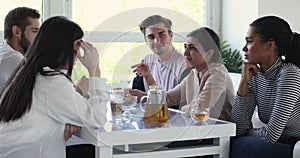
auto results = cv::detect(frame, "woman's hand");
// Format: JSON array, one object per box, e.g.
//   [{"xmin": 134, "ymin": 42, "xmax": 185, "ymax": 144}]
[
  {"xmin": 241, "ymin": 62, "xmax": 260, "ymax": 83},
  {"xmin": 76, "ymin": 76, "xmax": 90, "ymax": 99},
  {"xmin": 238, "ymin": 62, "xmax": 260, "ymax": 96},
  {"xmin": 64, "ymin": 124, "xmax": 81, "ymax": 141},
  {"xmin": 78, "ymin": 41, "xmax": 100, "ymax": 77},
  {"xmin": 181, "ymin": 105, "xmax": 191, "ymax": 116}
]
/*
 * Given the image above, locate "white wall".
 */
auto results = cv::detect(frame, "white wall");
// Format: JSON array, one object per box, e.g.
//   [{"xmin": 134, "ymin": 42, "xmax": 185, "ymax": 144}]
[
  {"xmin": 221, "ymin": 0, "xmax": 258, "ymax": 54},
  {"xmin": 222, "ymin": 0, "xmax": 300, "ymax": 54},
  {"xmin": 258, "ymin": 0, "xmax": 300, "ymax": 32}
]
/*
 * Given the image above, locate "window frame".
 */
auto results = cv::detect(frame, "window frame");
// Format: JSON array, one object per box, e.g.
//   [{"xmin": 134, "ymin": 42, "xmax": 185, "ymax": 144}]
[{"xmin": 0, "ymin": 0, "xmax": 221, "ymax": 42}]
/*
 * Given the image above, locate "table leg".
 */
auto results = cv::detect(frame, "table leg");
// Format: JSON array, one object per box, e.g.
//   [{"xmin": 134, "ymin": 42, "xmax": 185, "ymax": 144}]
[
  {"xmin": 214, "ymin": 137, "xmax": 230, "ymax": 158},
  {"xmin": 95, "ymin": 145, "xmax": 113, "ymax": 158}
]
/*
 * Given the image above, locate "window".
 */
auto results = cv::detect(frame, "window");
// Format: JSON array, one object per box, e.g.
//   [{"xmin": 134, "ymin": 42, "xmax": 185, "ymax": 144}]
[
  {"xmin": 0, "ymin": 0, "xmax": 216, "ymax": 84},
  {"xmin": 0, "ymin": 0, "xmax": 42, "ymax": 41},
  {"xmin": 71, "ymin": 0, "xmax": 205, "ymax": 83}
]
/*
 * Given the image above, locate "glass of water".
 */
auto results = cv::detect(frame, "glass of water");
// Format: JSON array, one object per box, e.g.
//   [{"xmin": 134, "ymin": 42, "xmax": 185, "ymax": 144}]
[{"xmin": 121, "ymin": 80, "xmax": 137, "ymax": 119}]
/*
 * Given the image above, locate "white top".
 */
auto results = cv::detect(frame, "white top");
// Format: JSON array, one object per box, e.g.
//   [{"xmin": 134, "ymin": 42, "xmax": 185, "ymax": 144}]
[
  {"xmin": 0, "ymin": 42, "xmax": 23, "ymax": 91},
  {"xmin": 0, "ymin": 41, "xmax": 88, "ymax": 147},
  {"xmin": 0, "ymin": 73, "xmax": 108, "ymax": 158},
  {"xmin": 167, "ymin": 63, "xmax": 234, "ymax": 121},
  {"xmin": 142, "ymin": 49, "xmax": 187, "ymax": 91}
]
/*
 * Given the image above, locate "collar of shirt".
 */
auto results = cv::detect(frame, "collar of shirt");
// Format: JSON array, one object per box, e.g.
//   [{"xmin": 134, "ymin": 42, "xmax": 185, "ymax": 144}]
[
  {"xmin": 197, "ymin": 68, "xmax": 207, "ymax": 85},
  {"xmin": 42, "ymin": 66, "xmax": 68, "ymax": 74},
  {"xmin": 261, "ymin": 58, "xmax": 282, "ymax": 80},
  {"xmin": 157, "ymin": 47, "xmax": 176, "ymax": 64}
]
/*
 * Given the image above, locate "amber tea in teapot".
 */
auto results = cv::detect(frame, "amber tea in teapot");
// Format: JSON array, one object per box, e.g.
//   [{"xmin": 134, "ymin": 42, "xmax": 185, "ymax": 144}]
[{"xmin": 141, "ymin": 85, "xmax": 169, "ymax": 123}]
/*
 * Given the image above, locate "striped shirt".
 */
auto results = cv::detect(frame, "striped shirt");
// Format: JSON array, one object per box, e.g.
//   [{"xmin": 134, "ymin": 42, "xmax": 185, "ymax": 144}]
[
  {"xmin": 232, "ymin": 58, "xmax": 300, "ymax": 143},
  {"xmin": 142, "ymin": 48, "xmax": 187, "ymax": 92}
]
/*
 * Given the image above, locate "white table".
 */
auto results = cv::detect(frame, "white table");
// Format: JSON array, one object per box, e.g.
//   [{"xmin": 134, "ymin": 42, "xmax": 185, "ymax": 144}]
[{"xmin": 79, "ymin": 108, "xmax": 236, "ymax": 158}]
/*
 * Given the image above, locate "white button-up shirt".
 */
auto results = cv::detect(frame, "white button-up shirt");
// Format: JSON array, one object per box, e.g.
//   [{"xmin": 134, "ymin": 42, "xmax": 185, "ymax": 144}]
[
  {"xmin": 0, "ymin": 70, "xmax": 108, "ymax": 158},
  {"xmin": 0, "ymin": 41, "xmax": 23, "ymax": 91}
]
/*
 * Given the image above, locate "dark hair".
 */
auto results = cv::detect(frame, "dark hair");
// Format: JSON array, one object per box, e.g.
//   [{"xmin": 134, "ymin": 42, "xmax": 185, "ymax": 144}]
[
  {"xmin": 186, "ymin": 27, "xmax": 221, "ymax": 63},
  {"xmin": 250, "ymin": 15, "xmax": 300, "ymax": 67},
  {"xmin": 0, "ymin": 16, "xmax": 84, "ymax": 122},
  {"xmin": 4, "ymin": 7, "xmax": 40, "ymax": 39},
  {"xmin": 139, "ymin": 15, "xmax": 172, "ymax": 36}
]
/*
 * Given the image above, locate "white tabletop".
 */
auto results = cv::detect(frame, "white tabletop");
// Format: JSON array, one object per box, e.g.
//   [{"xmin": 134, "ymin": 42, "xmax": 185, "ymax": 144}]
[{"xmin": 78, "ymin": 108, "xmax": 236, "ymax": 157}]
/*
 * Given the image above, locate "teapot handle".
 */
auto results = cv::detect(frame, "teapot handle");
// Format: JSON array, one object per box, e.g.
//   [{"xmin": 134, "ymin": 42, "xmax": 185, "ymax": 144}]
[{"xmin": 140, "ymin": 96, "xmax": 149, "ymax": 112}]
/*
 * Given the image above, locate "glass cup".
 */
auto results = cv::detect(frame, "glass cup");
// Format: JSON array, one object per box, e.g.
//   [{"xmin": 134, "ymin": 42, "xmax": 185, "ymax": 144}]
[
  {"xmin": 121, "ymin": 80, "xmax": 137, "ymax": 118},
  {"xmin": 122, "ymin": 93, "xmax": 137, "ymax": 118},
  {"xmin": 190, "ymin": 108, "xmax": 209, "ymax": 122},
  {"xmin": 110, "ymin": 88, "xmax": 124, "ymax": 124}
]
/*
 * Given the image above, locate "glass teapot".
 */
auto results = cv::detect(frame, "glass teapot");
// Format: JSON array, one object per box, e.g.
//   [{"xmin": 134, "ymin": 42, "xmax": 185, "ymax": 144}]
[{"xmin": 140, "ymin": 85, "xmax": 169, "ymax": 123}]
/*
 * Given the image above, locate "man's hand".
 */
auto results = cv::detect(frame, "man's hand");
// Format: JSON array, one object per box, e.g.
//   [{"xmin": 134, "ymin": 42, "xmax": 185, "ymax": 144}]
[
  {"xmin": 131, "ymin": 62, "xmax": 156, "ymax": 86},
  {"xmin": 129, "ymin": 89, "xmax": 147, "ymax": 103},
  {"xmin": 64, "ymin": 123, "xmax": 81, "ymax": 141},
  {"xmin": 131, "ymin": 63, "xmax": 151, "ymax": 77}
]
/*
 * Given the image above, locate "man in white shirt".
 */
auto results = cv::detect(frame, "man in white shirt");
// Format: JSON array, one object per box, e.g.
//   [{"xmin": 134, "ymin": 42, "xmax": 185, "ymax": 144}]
[
  {"xmin": 132, "ymin": 15, "xmax": 190, "ymax": 109},
  {"xmin": 0, "ymin": 7, "xmax": 40, "ymax": 90}
]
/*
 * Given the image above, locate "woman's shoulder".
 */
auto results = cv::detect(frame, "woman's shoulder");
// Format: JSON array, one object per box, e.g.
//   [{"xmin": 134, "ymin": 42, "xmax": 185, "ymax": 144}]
[
  {"xmin": 197, "ymin": 64, "xmax": 229, "ymax": 83},
  {"xmin": 281, "ymin": 62, "xmax": 300, "ymax": 70},
  {"xmin": 280, "ymin": 62, "xmax": 300, "ymax": 75},
  {"xmin": 276, "ymin": 63, "xmax": 300, "ymax": 82},
  {"xmin": 208, "ymin": 63, "xmax": 229, "ymax": 75},
  {"xmin": 36, "ymin": 73, "xmax": 73, "ymax": 90}
]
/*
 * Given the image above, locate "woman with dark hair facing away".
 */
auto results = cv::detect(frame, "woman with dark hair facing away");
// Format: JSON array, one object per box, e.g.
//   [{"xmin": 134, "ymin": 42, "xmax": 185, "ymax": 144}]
[
  {"xmin": 231, "ymin": 16, "xmax": 300, "ymax": 158},
  {"xmin": 0, "ymin": 16, "xmax": 107, "ymax": 158}
]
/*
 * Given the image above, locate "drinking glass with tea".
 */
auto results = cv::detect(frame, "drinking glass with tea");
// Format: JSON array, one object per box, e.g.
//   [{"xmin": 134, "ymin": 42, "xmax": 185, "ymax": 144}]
[{"xmin": 191, "ymin": 108, "xmax": 209, "ymax": 122}]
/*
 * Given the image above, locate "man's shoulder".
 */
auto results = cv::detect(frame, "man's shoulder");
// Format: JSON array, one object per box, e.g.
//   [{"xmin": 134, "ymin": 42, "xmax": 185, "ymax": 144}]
[
  {"xmin": 0, "ymin": 48, "xmax": 24, "ymax": 69},
  {"xmin": 0, "ymin": 50, "xmax": 23, "ymax": 61},
  {"xmin": 0, "ymin": 42, "xmax": 23, "ymax": 59},
  {"xmin": 174, "ymin": 49, "xmax": 184, "ymax": 54},
  {"xmin": 143, "ymin": 53, "xmax": 158, "ymax": 62},
  {"xmin": 143, "ymin": 53, "xmax": 157, "ymax": 58},
  {"xmin": 167, "ymin": 50, "xmax": 185, "ymax": 66},
  {"xmin": 172, "ymin": 49, "xmax": 185, "ymax": 59}
]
